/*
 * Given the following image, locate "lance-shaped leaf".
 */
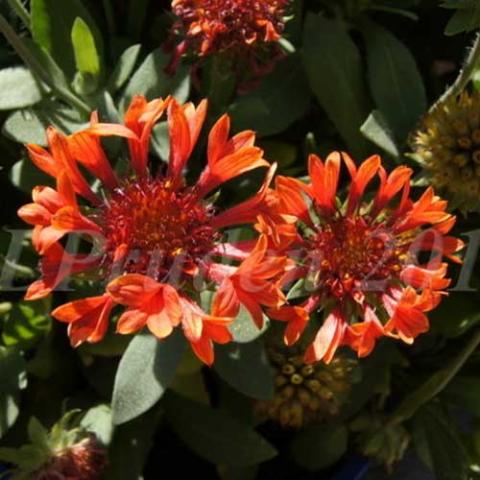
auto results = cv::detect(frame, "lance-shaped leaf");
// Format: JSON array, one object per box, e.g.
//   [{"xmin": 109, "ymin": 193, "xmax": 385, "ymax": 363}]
[
  {"xmin": 215, "ymin": 339, "xmax": 275, "ymax": 400},
  {"xmin": 165, "ymin": 393, "xmax": 277, "ymax": 467},
  {"xmin": 362, "ymin": 20, "xmax": 426, "ymax": 142},
  {"xmin": 111, "ymin": 331, "xmax": 185, "ymax": 425},
  {"xmin": 303, "ymin": 13, "xmax": 370, "ymax": 157}
]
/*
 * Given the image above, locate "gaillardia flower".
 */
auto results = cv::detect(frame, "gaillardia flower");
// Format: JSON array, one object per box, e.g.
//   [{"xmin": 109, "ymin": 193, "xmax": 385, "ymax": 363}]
[
  {"xmin": 18, "ymin": 95, "xmax": 287, "ymax": 364},
  {"xmin": 0, "ymin": 412, "xmax": 107, "ymax": 480},
  {"xmin": 170, "ymin": 0, "xmax": 288, "ymax": 70},
  {"xmin": 255, "ymin": 331, "xmax": 357, "ymax": 428},
  {"xmin": 266, "ymin": 152, "xmax": 463, "ymax": 363},
  {"xmin": 412, "ymin": 90, "xmax": 480, "ymax": 211}
]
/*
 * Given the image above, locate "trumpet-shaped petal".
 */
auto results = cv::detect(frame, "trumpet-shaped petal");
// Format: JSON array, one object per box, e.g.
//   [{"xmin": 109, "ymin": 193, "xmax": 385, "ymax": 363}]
[
  {"xmin": 19, "ymin": 96, "xmax": 279, "ymax": 364},
  {"xmin": 262, "ymin": 151, "xmax": 463, "ymax": 363},
  {"xmin": 52, "ymin": 295, "xmax": 114, "ymax": 347}
]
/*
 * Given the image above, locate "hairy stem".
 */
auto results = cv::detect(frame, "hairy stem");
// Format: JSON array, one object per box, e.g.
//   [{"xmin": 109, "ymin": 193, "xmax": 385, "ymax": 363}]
[
  {"xmin": 6, "ymin": 0, "xmax": 30, "ymax": 30},
  {"xmin": 430, "ymin": 32, "xmax": 480, "ymax": 112}
]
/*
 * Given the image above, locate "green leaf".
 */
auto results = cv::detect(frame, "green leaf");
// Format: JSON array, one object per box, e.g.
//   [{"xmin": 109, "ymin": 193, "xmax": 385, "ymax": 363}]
[
  {"xmin": 80, "ymin": 404, "xmax": 113, "ymax": 446},
  {"xmin": 218, "ymin": 465, "xmax": 258, "ymax": 480},
  {"xmin": 108, "ymin": 44, "xmax": 141, "ymax": 92},
  {"xmin": 121, "ymin": 48, "xmax": 190, "ymax": 110},
  {"xmin": 303, "ymin": 13, "xmax": 370, "ymax": 156},
  {"xmin": 443, "ymin": 376, "xmax": 480, "ymax": 417},
  {"xmin": 31, "ymin": 0, "xmax": 103, "ymax": 76},
  {"xmin": 0, "ymin": 347, "xmax": 27, "ymax": 394},
  {"xmin": 3, "ymin": 101, "xmax": 86, "ymax": 146},
  {"xmin": 1, "ymin": 300, "xmax": 51, "ymax": 349},
  {"xmin": 362, "ymin": 20, "xmax": 426, "ymax": 142},
  {"xmin": 71, "ymin": 24, "xmax": 101, "ymax": 94},
  {"xmin": 0, "ymin": 346, "xmax": 27, "ymax": 438},
  {"xmin": 290, "ymin": 423, "xmax": 348, "ymax": 471},
  {"xmin": 442, "ymin": 0, "xmax": 480, "ymax": 35},
  {"xmin": 3, "ymin": 111, "xmax": 47, "ymax": 145},
  {"xmin": 229, "ymin": 305, "xmax": 269, "ymax": 343},
  {"xmin": 104, "ymin": 406, "xmax": 163, "ymax": 480},
  {"xmin": 165, "ymin": 393, "xmax": 277, "ymax": 467},
  {"xmin": 9, "ymin": 158, "xmax": 53, "ymax": 192},
  {"xmin": 71, "ymin": 17, "xmax": 101, "ymax": 87},
  {"xmin": 151, "ymin": 122, "xmax": 170, "ymax": 161},
  {"xmin": 23, "ymin": 39, "xmax": 70, "ymax": 94},
  {"xmin": 360, "ymin": 110, "xmax": 400, "ymax": 158},
  {"xmin": 389, "ymin": 329, "xmax": 480, "ymax": 425},
  {"xmin": 0, "ymin": 393, "xmax": 20, "ymax": 439},
  {"xmin": 27, "ymin": 417, "xmax": 49, "ymax": 450},
  {"xmin": 411, "ymin": 403, "xmax": 470, "ymax": 480},
  {"xmin": 473, "ymin": 68, "xmax": 480, "ymax": 91},
  {"xmin": 340, "ymin": 342, "xmax": 404, "ymax": 420},
  {"xmin": 170, "ymin": 369, "xmax": 209, "ymax": 404},
  {"xmin": 0, "ymin": 443, "xmax": 46, "ymax": 474},
  {"xmin": 0, "ymin": 66, "xmax": 42, "ymax": 110},
  {"xmin": 200, "ymin": 291, "xmax": 269, "ymax": 344},
  {"xmin": 215, "ymin": 339, "xmax": 275, "ymax": 400},
  {"xmin": 201, "ymin": 54, "xmax": 236, "ymax": 116},
  {"xmin": 111, "ymin": 331, "xmax": 185, "ymax": 425},
  {"xmin": 260, "ymin": 141, "xmax": 297, "ymax": 170},
  {"xmin": 0, "ymin": 15, "xmax": 90, "ymax": 115},
  {"xmin": 229, "ymin": 55, "xmax": 311, "ymax": 136},
  {"xmin": 430, "ymin": 292, "xmax": 480, "ymax": 338}
]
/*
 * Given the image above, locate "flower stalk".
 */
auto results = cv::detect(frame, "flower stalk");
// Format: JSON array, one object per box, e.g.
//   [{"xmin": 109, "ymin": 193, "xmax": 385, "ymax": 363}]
[
  {"xmin": 6, "ymin": 0, "xmax": 31, "ymax": 30},
  {"xmin": 430, "ymin": 32, "xmax": 480, "ymax": 113}
]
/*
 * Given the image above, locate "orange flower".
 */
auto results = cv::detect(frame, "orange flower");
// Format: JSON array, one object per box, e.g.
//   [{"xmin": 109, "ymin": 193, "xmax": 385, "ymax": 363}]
[
  {"xmin": 171, "ymin": 0, "xmax": 288, "ymax": 56},
  {"xmin": 268, "ymin": 152, "xmax": 464, "ymax": 363},
  {"xmin": 18, "ymin": 96, "xmax": 285, "ymax": 365}
]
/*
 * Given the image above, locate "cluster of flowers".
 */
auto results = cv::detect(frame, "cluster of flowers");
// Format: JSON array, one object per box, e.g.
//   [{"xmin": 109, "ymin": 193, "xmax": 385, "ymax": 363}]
[{"xmin": 19, "ymin": 96, "xmax": 464, "ymax": 365}]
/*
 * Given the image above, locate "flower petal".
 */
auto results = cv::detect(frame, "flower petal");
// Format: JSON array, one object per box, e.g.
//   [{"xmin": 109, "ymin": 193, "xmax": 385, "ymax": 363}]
[
  {"xmin": 309, "ymin": 152, "xmax": 341, "ymax": 213},
  {"xmin": 107, "ymin": 274, "xmax": 163, "ymax": 307},
  {"xmin": 347, "ymin": 155, "xmax": 381, "ymax": 214},
  {"xmin": 304, "ymin": 310, "xmax": 346, "ymax": 364}
]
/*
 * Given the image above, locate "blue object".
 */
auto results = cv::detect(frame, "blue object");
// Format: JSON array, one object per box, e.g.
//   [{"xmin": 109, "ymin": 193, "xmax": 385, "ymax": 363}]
[
  {"xmin": 331, "ymin": 455, "xmax": 371, "ymax": 480},
  {"xmin": 0, "ymin": 464, "xmax": 11, "ymax": 479}
]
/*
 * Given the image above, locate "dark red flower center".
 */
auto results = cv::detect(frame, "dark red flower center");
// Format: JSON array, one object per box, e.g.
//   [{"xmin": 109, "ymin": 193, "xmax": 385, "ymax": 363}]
[
  {"xmin": 306, "ymin": 216, "xmax": 408, "ymax": 300},
  {"xmin": 98, "ymin": 178, "xmax": 218, "ymax": 278}
]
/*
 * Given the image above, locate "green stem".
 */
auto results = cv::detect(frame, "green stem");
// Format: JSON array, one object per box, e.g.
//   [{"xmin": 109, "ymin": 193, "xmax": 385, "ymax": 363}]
[
  {"xmin": 6, "ymin": 0, "xmax": 30, "ymax": 31},
  {"xmin": 388, "ymin": 328, "xmax": 480, "ymax": 426},
  {"xmin": 0, "ymin": 13, "xmax": 90, "ymax": 116},
  {"xmin": 430, "ymin": 32, "xmax": 480, "ymax": 112}
]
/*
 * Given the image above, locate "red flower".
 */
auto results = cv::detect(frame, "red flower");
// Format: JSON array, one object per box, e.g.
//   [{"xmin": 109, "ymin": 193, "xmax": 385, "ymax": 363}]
[
  {"xmin": 171, "ymin": 0, "xmax": 288, "ymax": 56},
  {"xmin": 268, "ymin": 152, "xmax": 464, "ymax": 363},
  {"xmin": 34, "ymin": 435, "xmax": 107, "ymax": 480},
  {"xmin": 19, "ymin": 96, "xmax": 286, "ymax": 364}
]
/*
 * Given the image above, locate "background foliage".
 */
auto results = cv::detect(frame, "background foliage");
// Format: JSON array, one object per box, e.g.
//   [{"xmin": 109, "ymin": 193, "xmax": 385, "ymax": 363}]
[{"xmin": 0, "ymin": 0, "xmax": 480, "ymax": 479}]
